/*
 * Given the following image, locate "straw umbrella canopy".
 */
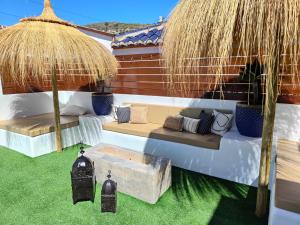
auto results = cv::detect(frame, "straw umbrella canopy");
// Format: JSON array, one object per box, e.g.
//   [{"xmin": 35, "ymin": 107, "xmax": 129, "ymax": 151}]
[
  {"xmin": 163, "ymin": 0, "xmax": 300, "ymax": 217},
  {"xmin": 0, "ymin": 0, "xmax": 118, "ymax": 152}
]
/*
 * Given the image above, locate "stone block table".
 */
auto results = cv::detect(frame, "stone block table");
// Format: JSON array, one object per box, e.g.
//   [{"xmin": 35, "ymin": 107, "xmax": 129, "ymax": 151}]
[{"xmin": 85, "ymin": 144, "xmax": 172, "ymax": 204}]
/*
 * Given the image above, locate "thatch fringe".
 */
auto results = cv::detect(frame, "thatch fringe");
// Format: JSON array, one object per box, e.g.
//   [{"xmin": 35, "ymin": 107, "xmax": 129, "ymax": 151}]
[
  {"xmin": 20, "ymin": 0, "xmax": 73, "ymax": 26},
  {"xmin": 162, "ymin": 0, "xmax": 300, "ymax": 112},
  {"xmin": 0, "ymin": 0, "xmax": 118, "ymax": 85}
]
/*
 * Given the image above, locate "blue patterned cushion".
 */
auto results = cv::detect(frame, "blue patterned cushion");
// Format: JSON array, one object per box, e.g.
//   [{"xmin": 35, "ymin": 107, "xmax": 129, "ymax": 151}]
[
  {"xmin": 115, "ymin": 107, "xmax": 131, "ymax": 123},
  {"xmin": 197, "ymin": 111, "xmax": 215, "ymax": 135}
]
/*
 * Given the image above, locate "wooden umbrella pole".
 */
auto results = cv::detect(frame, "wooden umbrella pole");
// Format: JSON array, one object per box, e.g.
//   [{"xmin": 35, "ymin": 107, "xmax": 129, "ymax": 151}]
[
  {"xmin": 255, "ymin": 91, "xmax": 277, "ymax": 217},
  {"xmin": 256, "ymin": 42, "xmax": 281, "ymax": 217},
  {"xmin": 51, "ymin": 66, "xmax": 63, "ymax": 152}
]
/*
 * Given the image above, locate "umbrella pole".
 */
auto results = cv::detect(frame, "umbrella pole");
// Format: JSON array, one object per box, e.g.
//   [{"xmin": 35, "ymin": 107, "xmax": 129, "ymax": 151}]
[
  {"xmin": 255, "ymin": 98, "xmax": 277, "ymax": 217},
  {"xmin": 255, "ymin": 57, "xmax": 279, "ymax": 217},
  {"xmin": 51, "ymin": 67, "xmax": 63, "ymax": 152}
]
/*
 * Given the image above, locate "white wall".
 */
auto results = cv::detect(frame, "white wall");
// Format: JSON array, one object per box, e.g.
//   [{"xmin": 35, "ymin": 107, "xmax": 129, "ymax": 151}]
[
  {"xmin": 0, "ymin": 92, "xmax": 52, "ymax": 120},
  {"xmin": 274, "ymin": 103, "xmax": 300, "ymax": 141},
  {"xmin": 79, "ymin": 28, "xmax": 113, "ymax": 52},
  {"xmin": 0, "ymin": 91, "xmax": 94, "ymax": 121},
  {"xmin": 113, "ymin": 46, "xmax": 160, "ymax": 55}
]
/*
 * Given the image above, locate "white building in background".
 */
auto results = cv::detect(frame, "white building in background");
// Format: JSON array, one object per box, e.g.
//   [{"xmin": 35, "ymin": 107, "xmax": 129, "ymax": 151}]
[
  {"xmin": 112, "ymin": 23, "xmax": 163, "ymax": 56},
  {"xmin": 77, "ymin": 25, "xmax": 114, "ymax": 52}
]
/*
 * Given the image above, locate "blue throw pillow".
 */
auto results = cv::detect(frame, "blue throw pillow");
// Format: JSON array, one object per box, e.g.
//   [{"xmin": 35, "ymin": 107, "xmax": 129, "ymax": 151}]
[
  {"xmin": 197, "ymin": 111, "xmax": 215, "ymax": 135},
  {"xmin": 115, "ymin": 107, "xmax": 131, "ymax": 123}
]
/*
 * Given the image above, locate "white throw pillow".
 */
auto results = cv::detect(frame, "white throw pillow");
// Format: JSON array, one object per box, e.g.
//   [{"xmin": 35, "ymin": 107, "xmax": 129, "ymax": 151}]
[
  {"xmin": 60, "ymin": 105, "xmax": 88, "ymax": 116},
  {"xmin": 179, "ymin": 115, "xmax": 200, "ymax": 134},
  {"xmin": 211, "ymin": 110, "xmax": 233, "ymax": 136}
]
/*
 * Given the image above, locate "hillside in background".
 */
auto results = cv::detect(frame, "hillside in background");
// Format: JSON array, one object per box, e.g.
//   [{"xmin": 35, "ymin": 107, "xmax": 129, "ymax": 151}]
[{"xmin": 85, "ymin": 22, "xmax": 151, "ymax": 34}]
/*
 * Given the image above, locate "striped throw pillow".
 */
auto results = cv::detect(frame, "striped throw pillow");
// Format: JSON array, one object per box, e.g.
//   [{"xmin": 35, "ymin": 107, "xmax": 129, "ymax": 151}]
[{"xmin": 180, "ymin": 116, "xmax": 200, "ymax": 133}]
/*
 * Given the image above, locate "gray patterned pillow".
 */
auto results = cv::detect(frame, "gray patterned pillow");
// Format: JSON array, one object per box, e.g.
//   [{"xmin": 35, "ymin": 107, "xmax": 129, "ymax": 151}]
[
  {"xmin": 211, "ymin": 110, "xmax": 233, "ymax": 136},
  {"xmin": 115, "ymin": 107, "xmax": 131, "ymax": 123}
]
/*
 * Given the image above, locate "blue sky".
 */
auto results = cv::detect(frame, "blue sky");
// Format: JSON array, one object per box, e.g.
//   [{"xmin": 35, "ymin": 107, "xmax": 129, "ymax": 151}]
[{"xmin": 0, "ymin": 0, "xmax": 178, "ymax": 26}]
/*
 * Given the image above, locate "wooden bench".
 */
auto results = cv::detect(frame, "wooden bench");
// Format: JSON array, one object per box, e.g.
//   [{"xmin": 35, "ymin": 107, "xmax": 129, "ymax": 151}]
[
  {"xmin": 276, "ymin": 139, "xmax": 300, "ymax": 214},
  {"xmin": 0, "ymin": 113, "xmax": 81, "ymax": 157},
  {"xmin": 0, "ymin": 113, "xmax": 79, "ymax": 137}
]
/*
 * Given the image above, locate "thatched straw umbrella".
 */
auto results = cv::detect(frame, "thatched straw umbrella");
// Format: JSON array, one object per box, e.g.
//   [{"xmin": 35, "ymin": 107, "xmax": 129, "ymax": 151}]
[
  {"xmin": 163, "ymin": 0, "xmax": 300, "ymax": 217},
  {"xmin": 0, "ymin": 0, "xmax": 118, "ymax": 152}
]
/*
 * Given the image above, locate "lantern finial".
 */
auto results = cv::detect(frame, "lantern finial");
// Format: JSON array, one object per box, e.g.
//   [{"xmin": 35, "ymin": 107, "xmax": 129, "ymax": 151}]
[
  {"xmin": 79, "ymin": 142, "xmax": 85, "ymax": 155},
  {"xmin": 20, "ymin": 0, "xmax": 74, "ymax": 26},
  {"xmin": 41, "ymin": 0, "xmax": 57, "ymax": 19},
  {"xmin": 107, "ymin": 170, "xmax": 111, "ymax": 179},
  {"xmin": 44, "ymin": 0, "xmax": 52, "ymax": 9}
]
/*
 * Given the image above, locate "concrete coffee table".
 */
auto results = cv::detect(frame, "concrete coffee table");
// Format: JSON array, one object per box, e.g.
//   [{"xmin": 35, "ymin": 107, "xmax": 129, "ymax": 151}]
[{"xmin": 85, "ymin": 144, "xmax": 172, "ymax": 204}]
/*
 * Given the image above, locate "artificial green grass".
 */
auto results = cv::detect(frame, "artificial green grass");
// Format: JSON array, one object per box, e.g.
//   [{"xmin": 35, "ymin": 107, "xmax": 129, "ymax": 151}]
[{"xmin": 0, "ymin": 145, "xmax": 268, "ymax": 225}]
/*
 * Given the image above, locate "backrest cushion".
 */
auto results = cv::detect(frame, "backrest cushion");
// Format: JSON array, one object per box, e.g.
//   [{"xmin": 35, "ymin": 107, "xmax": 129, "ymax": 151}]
[
  {"xmin": 180, "ymin": 108, "xmax": 233, "ymax": 119},
  {"xmin": 125, "ymin": 103, "xmax": 233, "ymax": 126},
  {"xmin": 130, "ymin": 106, "xmax": 148, "ymax": 124},
  {"xmin": 211, "ymin": 110, "xmax": 234, "ymax": 136},
  {"xmin": 180, "ymin": 108, "xmax": 203, "ymax": 119},
  {"xmin": 127, "ymin": 103, "xmax": 182, "ymax": 124},
  {"xmin": 163, "ymin": 116, "xmax": 184, "ymax": 131}
]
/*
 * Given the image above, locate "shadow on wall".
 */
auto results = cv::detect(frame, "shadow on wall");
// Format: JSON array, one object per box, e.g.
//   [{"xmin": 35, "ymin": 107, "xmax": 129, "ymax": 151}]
[
  {"xmin": 5, "ymin": 91, "xmax": 95, "ymax": 120},
  {"xmin": 10, "ymin": 93, "xmax": 54, "ymax": 119},
  {"xmin": 66, "ymin": 92, "xmax": 94, "ymax": 114}
]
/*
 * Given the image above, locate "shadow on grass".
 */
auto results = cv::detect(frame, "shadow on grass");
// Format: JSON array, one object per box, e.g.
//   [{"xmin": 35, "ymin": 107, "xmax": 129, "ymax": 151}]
[
  {"xmin": 208, "ymin": 191, "xmax": 269, "ymax": 225},
  {"xmin": 171, "ymin": 167, "xmax": 269, "ymax": 225},
  {"xmin": 172, "ymin": 167, "xmax": 247, "ymax": 202}
]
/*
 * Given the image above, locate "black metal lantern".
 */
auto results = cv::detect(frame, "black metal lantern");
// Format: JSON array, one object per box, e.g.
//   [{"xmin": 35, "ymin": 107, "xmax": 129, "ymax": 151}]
[
  {"xmin": 101, "ymin": 170, "xmax": 117, "ymax": 213},
  {"xmin": 71, "ymin": 144, "xmax": 96, "ymax": 204}
]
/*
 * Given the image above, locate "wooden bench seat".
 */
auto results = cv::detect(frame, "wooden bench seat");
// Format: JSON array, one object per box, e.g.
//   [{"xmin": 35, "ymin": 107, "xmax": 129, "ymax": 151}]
[
  {"xmin": 103, "ymin": 103, "xmax": 225, "ymax": 150},
  {"xmin": 103, "ymin": 121, "xmax": 221, "ymax": 150},
  {"xmin": 276, "ymin": 139, "xmax": 300, "ymax": 214},
  {"xmin": 0, "ymin": 113, "xmax": 79, "ymax": 137}
]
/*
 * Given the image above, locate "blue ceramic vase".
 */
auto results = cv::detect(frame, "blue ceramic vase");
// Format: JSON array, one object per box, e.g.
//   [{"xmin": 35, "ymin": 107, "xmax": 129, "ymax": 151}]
[
  {"xmin": 92, "ymin": 93, "xmax": 113, "ymax": 116},
  {"xmin": 235, "ymin": 102, "xmax": 263, "ymax": 138}
]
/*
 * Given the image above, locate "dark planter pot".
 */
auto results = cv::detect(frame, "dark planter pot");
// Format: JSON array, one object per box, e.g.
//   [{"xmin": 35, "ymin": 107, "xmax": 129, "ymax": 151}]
[
  {"xmin": 92, "ymin": 93, "xmax": 113, "ymax": 116},
  {"xmin": 235, "ymin": 102, "xmax": 263, "ymax": 138}
]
